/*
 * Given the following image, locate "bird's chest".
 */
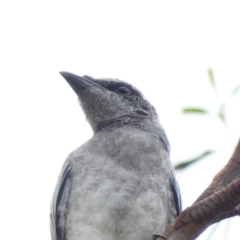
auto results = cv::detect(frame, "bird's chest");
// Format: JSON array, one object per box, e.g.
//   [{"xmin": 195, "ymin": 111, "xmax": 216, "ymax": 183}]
[
  {"xmin": 95, "ymin": 129, "xmax": 170, "ymax": 172},
  {"xmin": 68, "ymin": 159, "xmax": 170, "ymax": 240},
  {"xmin": 71, "ymin": 129, "xmax": 172, "ymax": 202},
  {"xmin": 67, "ymin": 130, "xmax": 172, "ymax": 239}
]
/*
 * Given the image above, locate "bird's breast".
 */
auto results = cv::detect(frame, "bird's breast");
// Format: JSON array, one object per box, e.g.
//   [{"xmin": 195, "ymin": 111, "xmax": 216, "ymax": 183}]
[{"xmin": 65, "ymin": 128, "xmax": 173, "ymax": 239}]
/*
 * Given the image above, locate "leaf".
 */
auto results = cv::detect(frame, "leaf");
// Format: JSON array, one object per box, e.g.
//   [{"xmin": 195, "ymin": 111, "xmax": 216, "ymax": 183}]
[
  {"xmin": 174, "ymin": 150, "xmax": 214, "ymax": 170},
  {"xmin": 218, "ymin": 104, "xmax": 226, "ymax": 125},
  {"xmin": 207, "ymin": 68, "xmax": 216, "ymax": 91},
  {"xmin": 230, "ymin": 85, "xmax": 240, "ymax": 97},
  {"xmin": 182, "ymin": 107, "xmax": 209, "ymax": 114},
  {"xmin": 218, "ymin": 111, "xmax": 226, "ymax": 124}
]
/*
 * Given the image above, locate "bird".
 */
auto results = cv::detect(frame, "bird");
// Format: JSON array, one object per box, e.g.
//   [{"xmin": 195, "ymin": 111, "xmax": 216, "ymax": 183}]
[{"xmin": 50, "ymin": 72, "xmax": 181, "ymax": 240}]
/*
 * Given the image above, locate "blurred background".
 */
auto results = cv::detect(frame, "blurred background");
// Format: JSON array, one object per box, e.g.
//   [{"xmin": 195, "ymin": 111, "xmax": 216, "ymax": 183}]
[{"xmin": 1, "ymin": 1, "xmax": 240, "ymax": 239}]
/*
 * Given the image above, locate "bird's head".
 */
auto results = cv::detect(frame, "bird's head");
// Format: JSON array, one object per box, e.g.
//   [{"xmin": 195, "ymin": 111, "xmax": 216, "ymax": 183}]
[{"xmin": 60, "ymin": 72, "xmax": 160, "ymax": 133}]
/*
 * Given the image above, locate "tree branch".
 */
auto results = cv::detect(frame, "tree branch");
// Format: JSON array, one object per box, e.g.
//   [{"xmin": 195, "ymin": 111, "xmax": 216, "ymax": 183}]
[{"xmin": 160, "ymin": 137, "xmax": 240, "ymax": 240}]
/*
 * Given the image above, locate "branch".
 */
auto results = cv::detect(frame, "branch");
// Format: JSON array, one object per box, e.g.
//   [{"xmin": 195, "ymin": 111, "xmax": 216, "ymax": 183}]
[
  {"xmin": 160, "ymin": 137, "xmax": 240, "ymax": 240},
  {"xmin": 196, "ymin": 137, "xmax": 240, "ymax": 202}
]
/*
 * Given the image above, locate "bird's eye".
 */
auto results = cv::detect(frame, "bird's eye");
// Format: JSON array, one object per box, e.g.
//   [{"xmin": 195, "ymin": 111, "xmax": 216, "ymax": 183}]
[{"xmin": 117, "ymin": 86, "xmax": 130, "ymax": 95}]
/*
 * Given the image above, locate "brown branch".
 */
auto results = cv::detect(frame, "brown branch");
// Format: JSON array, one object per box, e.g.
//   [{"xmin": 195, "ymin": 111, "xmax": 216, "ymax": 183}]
[
  {"xmin": 159, "ymin": 137, "xmax": 240, "ymax": 240},
  {"xmin": 196, "ymin": 137, "xmax": 240, "ymax": 202}
]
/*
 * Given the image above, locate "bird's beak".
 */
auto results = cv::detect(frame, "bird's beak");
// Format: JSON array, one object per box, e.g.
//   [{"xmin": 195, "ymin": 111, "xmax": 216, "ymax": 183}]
[{"xmin": 60, "ymin": 71, "xmax": 99, "ymax": 95}]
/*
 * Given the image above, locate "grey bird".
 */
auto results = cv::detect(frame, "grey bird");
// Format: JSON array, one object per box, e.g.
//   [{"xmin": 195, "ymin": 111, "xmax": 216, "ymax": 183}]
[{"xmin": 50, "ymin": 72, "xmax": 181, "ymax": 240}]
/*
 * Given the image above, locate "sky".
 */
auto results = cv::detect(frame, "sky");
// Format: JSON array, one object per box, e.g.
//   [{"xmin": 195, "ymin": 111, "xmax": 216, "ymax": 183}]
[{"xmin": 1, "ymin": 1, "xmax": 240, "ymax": 239}]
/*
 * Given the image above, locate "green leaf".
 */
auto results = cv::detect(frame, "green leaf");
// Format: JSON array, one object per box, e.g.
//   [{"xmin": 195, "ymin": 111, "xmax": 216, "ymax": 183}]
[
  {"xmin": 230, "ymin": 85, "xmax": 240, "ymax": 97},
  {"xmin": 207, "ymin": 68, "xmax": 216, "ymax": 90},
  {"xmin": 174, "ymin": 150, "xmax": 214, "ymax": 170},
  {"xmin": 182, "ymin": 107, "xmax": 209, "ymax": 114},
  {"xmin": 218, "ymin": 104, "xmax": 226, "ymax": 125},
  {"xmin": 218, "ymin": 111, "xmax": 225, "ymax": 124}
]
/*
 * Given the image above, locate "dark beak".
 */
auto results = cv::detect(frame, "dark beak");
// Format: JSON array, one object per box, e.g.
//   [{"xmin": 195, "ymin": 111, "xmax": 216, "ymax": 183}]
[{"xmin": 60, "ymin": 71, "xmax": 99, "ymax": 95}]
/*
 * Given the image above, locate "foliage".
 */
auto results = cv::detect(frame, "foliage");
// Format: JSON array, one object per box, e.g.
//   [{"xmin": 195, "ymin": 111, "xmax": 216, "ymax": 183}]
[{"xmin": 175, "ymin": 68, "xmax": 239, "ymax": 170}]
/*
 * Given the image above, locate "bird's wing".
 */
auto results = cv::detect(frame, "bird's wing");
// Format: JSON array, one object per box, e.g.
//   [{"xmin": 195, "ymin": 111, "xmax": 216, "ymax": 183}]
[
  {"xmin": 145, "ymin": 124, "xmax": 181, "ymax": 216},
  {"xmin": 50, "ymin": 160, "xmax": 72, "ymax": 240},
  {"xmin": 170, "ymin": 174, "xmax": 182, "ymax": 216}
]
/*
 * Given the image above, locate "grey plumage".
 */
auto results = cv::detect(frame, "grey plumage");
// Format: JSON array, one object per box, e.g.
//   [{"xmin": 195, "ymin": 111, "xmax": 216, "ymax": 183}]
[{"xmin": 50, "ymin": 72, "xmax": 181, "ymax": 240}]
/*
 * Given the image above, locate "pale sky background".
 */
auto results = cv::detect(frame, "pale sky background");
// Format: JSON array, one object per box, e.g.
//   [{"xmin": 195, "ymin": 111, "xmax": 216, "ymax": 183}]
[{"xmin": 1, "ymin": 1, "xmax": 240, "ymax": 240}]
